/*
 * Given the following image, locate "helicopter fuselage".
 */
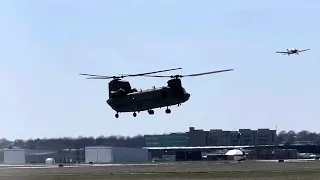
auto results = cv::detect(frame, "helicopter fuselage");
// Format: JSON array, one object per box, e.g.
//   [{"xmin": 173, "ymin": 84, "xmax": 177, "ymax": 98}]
[
  {"xmin": 106, "ymin": 86, "xmax": 190, "ymax": 113},
  {"xmin": 80, "ymin": 67, "xmax": 233, "ymax": 118}
]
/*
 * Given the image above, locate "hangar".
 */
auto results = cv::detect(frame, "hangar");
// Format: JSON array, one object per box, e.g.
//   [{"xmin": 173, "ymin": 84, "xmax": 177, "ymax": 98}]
[
  {"xmin": 85, "ymin": 146, "xmax": 149, "ymax": 163},
  {"xmin": 3, "ymin": 148, "xmax": 57, "ymax": 164},
  {"xmin": 144, "ymin": 145, "xmax": 252, "ymax": 161}
]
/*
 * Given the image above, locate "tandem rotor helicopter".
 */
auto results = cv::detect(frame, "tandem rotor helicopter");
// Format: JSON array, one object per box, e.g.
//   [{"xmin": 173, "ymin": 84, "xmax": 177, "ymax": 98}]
[{"xmin": 80, "ymin": 68, "xmax": 234, "ymax": 118}]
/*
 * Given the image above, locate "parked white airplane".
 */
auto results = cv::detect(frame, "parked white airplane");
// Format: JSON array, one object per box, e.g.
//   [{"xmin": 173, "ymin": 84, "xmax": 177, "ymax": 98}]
[{"xmin": 276, "ymin": 48, "xmax": 310, "ymax": 55}]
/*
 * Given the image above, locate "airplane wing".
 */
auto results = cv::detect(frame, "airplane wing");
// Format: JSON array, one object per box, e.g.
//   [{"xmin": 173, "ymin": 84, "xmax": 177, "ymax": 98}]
[
  {"xmin": 276, "ymin": 51, "xmax": 288, "ymax": 54},
  {"xmin": 298, "ymin": 48, "xmax": 310, "ymax": 52}
]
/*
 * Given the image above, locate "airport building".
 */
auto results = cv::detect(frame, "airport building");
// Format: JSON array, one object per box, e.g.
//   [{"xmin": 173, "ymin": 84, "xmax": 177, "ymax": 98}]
[
  {"xmin": 1, "ymin": 148, "xmax": 85, "ymax": 165},
  {"xmin": 1, "ymin": 146, "xmax": 149, "ymax": 164},
  {"xmin": 143, "ymin": 127, "xmax": 279, "ymax": 161},
  {"xmin": 254, "ymin": 128, "xmax": 277, "ymax": 145},
  {"xmin": 144, "ymin": 133, "xmax": 188, "ymax": 147},
  {"xmin": 0, "ymin": 127, "xmax": 277, "ymax": 164},
  {"xmin": 85, "ymin": 146, "xmax": 149, "ymax": 163},
  {"xmin": 188, "ymin": 127, "xmax": 208, "ymax": 146},
  {"xmin": 3, "ymin": 148, "xmax": 58, "ymax": 164},
  {"xmin": 0, "ymin": 149, "xmax": 4, "ymax": 163},
  {"xmin": 145, "ymin": 127, "xmax": 277, "ymax": 147}
]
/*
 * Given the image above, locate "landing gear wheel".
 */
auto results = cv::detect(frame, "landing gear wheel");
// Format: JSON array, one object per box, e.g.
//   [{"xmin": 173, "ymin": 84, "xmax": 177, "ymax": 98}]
[
  {"xmin": 148, "ymin": 110, "xmax": 154, "ymax": 115},
  {"xmin": 133, "ymin": 112, "xmax": 137, "ymax": 117},
  {"xmin": 165, "ymin": 108, "xmax": 171, "ymax": 114},
  {"xmin": 115, "ymin": 113, "xmax": 119, "ymax": 118}
]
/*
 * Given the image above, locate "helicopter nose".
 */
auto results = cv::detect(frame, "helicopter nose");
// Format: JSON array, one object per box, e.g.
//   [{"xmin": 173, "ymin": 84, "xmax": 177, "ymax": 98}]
[{"xmin": 185, "ymin": 93, "xmax": 190, "ymax": 100}]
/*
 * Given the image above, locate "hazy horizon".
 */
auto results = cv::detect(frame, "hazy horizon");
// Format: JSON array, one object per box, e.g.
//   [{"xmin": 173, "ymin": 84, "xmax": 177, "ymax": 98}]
[{"xmin": 0, "ymin": 128, "xmax": 315, "ymax": 142}]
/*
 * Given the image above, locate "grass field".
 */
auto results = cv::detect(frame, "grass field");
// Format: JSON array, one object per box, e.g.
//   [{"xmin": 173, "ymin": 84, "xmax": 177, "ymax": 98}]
[{"xmin": 1, "ymin": 160, "xmax": 320, "ymax": 179}]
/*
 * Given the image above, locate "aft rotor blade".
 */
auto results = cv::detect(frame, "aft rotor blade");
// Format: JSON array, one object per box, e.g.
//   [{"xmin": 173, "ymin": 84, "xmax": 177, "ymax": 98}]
[
  {"xmin": 182, "ymin": 69, "xmax": 234, "ymax": 77},
  {"xmin": 141, "ymin": 69, "xmax": 234, "ymax": 78},
  {"xmin": 121, "ymin": 68, "xmax": 182, "ymax": 77}
]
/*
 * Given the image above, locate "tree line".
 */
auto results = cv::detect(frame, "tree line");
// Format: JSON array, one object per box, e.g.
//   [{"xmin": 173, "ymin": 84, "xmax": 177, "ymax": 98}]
[
  {"xmin": 1, "ymin": 130, "xmax": 320, "ymax": 150},
  {"xmin": 276, "ymin": 130, "xmax": 320, "ymax": 145}
]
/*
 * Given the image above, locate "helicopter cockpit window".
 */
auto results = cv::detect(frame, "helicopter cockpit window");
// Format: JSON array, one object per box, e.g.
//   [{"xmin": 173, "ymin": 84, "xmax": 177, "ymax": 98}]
[
  {"xmin": 167, "ymin": 79, "xmax": 182, "ymax": 88},
  {"xmin": 120, "ymin": 81, "xmax": 131, "ymax": 92},
  {"xmin": 182, "ymin": 88, "xmax": 186, "ymax": 93}
]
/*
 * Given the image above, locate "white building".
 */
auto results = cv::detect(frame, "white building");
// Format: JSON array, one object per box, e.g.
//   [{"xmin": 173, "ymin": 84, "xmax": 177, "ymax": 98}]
[
  {"xmin": 4, "ymin": 148, "xmax": 25, "ymax": 164},
  {"xmin": 85, "ymin": 146, "xmax": 149, "ymax": 164}
]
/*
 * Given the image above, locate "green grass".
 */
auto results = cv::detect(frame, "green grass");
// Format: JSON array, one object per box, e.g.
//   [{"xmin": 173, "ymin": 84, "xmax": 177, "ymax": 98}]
[
  {"xmin": 8, "ymin": 170, "xmax": 320, "ymax": 180},
  {"xmin": 3, "ymin": 161, "xmax": 320, "ymax": 180}
]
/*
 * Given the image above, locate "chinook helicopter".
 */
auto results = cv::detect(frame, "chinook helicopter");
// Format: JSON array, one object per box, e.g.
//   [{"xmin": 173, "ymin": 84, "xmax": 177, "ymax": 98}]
[{"xmin": 80, "ymin": 68, "xmax": 233, "ymax": 118}]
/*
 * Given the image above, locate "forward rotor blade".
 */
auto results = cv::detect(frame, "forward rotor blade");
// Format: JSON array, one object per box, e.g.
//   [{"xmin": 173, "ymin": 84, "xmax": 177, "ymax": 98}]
[
  {"xmin": 80, "ymin": 68, "xmax": 182, "ymax": 79},
  {"xmin": 79, "ymin": 73, "xmax": 113, "ymax": 78},
  {"xmin": 86, "ymin": 76, "xmax": 115, "ymax": 79},
  {"xmin": 79, "ymin": 73, "xmax": 107, "ymax": 77},
  {"xmin": 140, "ymin": 75, "xmax": 173, "ymax": 78}
]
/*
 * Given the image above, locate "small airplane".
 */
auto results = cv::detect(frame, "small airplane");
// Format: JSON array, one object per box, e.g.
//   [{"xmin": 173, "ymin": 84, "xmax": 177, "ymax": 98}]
[{"xmin": 276, "ymin": 48, "xmax": 310, "ymax": 55}]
